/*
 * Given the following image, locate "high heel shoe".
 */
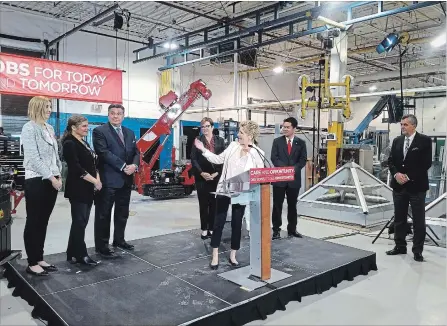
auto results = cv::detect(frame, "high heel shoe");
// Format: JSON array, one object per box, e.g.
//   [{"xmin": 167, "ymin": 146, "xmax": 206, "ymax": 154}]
[
  {"xmin": 210, "ymin": 262, "xmax": 219, "ymax": 270},
  {"xmin": 40, "ymin": 264, "xmax": 58, "ymax": 272},
  {"xmin": 228, "ymin": 258, "xmax": 239, "ymax": 267},
  {"xmin": 26, "ymin": 266, "xmax": 49, "ymax": 276}
]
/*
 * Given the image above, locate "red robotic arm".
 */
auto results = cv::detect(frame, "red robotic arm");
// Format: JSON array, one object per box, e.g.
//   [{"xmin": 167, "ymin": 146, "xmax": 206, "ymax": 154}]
[{"xmin": 135, "ymin": 79, "xmax": 212, "ymax": 195}]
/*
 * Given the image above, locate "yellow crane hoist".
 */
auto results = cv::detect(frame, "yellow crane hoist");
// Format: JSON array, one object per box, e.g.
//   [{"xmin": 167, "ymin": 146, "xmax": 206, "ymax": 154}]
[{"xmin": 298, "ymin": 55, "xmax": 354, "ymax": 176}]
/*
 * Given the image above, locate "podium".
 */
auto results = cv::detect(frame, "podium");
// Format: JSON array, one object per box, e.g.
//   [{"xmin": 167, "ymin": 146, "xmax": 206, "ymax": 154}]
[{"xmin": 215, "ymin": 167, "xmax": 295, "ymax": 291}]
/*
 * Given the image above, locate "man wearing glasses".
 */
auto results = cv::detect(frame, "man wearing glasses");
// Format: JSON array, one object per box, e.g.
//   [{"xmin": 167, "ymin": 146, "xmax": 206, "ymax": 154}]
[
  {"xmin": 190, "ymin": 117, "xmax": 225, "ymax": 240},
  {"xmin": 93, "ymin": 104, "xmax": 140, "ymax": 257}
]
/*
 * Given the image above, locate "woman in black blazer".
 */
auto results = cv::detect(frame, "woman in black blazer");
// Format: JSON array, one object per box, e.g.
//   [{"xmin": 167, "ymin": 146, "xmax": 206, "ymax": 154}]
[
  {"xmin": 62, "ymin": 115, "xmax": 102, "ymax": 266},
  {"xmin": 190, "ymin": 117, "xmax": 225, "ymax": 239}
]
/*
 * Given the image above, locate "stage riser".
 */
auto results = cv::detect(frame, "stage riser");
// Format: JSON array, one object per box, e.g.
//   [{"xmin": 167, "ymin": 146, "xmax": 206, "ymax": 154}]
[{"xmin": 4, "ymin": 227, "xmax": 377, "ymax": 326}]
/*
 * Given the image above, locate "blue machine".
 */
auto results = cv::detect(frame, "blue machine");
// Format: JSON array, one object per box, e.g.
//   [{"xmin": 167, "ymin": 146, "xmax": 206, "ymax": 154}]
[{"xmin": 345, "ymin": 95, "xmax": 403, "ymax": 145}]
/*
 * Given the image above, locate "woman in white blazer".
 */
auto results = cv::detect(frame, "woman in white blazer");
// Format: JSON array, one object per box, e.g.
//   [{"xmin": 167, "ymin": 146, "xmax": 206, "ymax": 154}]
[
  {"xmin": 194, "ymin": 120, "xmax": 265, "ymax": 270},
  {"xmin": 21, "ymin": 96, "xmax": 62, "ymax": 276}
]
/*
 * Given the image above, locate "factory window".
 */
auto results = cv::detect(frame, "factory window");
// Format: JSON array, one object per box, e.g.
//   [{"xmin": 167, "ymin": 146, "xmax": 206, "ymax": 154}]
[{"xmin": 0, "ymin": 47, "xmax": 43, "ymax": 135}]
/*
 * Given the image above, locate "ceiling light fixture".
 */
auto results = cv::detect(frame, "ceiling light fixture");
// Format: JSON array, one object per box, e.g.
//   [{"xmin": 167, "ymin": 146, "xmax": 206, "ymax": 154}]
[
  {"xmin": 163, "ymin": 42, "xmax": 178, "ymax": 50},
  {"xmin": 376, "ymin": 32, "xmax": 400, "ymax": 54},
  {"xmin": 431, "ymin": 33, "xmax": 446, "ymax": 48},
  {"xmin": 273, "ymin": 66, "xmax": 284, "ymax": 73}
]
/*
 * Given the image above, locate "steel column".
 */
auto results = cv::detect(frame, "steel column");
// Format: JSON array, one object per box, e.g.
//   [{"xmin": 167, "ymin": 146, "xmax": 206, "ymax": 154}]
[{"xmin": 327, "ymin": 30, "xmax": 348, "ymax": 175}]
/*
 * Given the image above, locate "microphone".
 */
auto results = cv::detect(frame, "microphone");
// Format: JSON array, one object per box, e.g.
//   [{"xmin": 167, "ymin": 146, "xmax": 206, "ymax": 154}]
[{"xmin": 248, "ymin": 144, "xmax": 272, "ymax": 168}]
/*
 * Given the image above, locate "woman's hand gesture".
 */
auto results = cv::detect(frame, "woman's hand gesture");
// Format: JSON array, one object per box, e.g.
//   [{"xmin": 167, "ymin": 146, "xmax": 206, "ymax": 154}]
[{"xmin": 194, "ymin": 138, "xmax": 205, "ymax": 152}]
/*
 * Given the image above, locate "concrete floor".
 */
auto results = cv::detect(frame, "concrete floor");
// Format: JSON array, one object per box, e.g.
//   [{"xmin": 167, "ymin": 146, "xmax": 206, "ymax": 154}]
[{"xmin": 1, "ymin": 192, "xmax": 446, "ymax": 326}]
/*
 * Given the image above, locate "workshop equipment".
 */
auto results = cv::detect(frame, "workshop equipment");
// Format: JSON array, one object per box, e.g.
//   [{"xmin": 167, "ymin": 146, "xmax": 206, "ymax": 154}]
[{"xmin": 134, "ymin": 79, "xmax": 212, "ymax": 199}]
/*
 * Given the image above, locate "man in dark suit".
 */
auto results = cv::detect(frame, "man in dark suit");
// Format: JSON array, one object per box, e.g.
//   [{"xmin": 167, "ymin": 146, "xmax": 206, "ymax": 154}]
[
  {"xmin": 93, "ymin": 104, "xmax": 140, "ymax": 257},
  {"xmin": 190, "ymin": 117, "xmax": 225, "ymax": 239},
  {"xmin": 387, "ymin": 114, "xmax": 432, "ymax": 262},
  {"xmin": 271, "ymin": 117, "xmax": 307, "ymax": 240}
]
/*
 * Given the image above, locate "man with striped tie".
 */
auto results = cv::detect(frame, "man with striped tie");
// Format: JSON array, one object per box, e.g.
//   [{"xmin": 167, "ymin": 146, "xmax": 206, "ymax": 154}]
[
  {"xmin": 271, "ymin": 117, "xmax": 307, "ymax": 240},
  {"xmin": 93, "ymin": 104, "xmax": 140, "ymax": 258},
  {"xmin": 387, "ymin": 114, "xmax": 432, "ymax": 262}
]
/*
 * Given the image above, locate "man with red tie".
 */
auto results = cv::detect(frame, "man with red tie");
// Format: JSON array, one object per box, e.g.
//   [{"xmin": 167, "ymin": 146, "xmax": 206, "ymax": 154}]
[{"xmin": 270, "ymin": 117, "xmax": 307, "ymax": 240}]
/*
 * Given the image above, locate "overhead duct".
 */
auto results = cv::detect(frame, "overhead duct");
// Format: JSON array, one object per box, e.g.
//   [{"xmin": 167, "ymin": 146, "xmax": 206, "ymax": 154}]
[
  {"xmin": 183, "ymin": 86, "xmax": 446, "ymax": 114},
  {"xmin": 354, "ymin": 66, "xmax": 445, "ymax": 84}
]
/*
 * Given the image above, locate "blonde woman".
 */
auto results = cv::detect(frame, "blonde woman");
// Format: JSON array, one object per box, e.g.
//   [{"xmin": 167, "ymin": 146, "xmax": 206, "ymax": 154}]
[
  {"xmin": 21, "ymin": 96, "xmax": 62, "ymax": 276},
  {"xmin": 194, "ymin": 120, "xmax": 265, "ymax": 269}
]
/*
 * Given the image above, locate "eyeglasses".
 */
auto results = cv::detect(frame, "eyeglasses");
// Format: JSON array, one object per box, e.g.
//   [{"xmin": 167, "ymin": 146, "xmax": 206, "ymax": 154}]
[{"xmin": 201, "ymin": 125, "xmax": 211, "ymax": 128}]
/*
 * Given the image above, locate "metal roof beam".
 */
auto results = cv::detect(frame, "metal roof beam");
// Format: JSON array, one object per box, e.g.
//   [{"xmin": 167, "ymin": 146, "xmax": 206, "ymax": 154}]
[
  {"xmin": 133, "ymin": 6, "xmax": 318, "ymax": 65},
  {"xmin": 47, "ymin": 3, "xmax": 118, "ymax": 48},
  {"xmin": 133, "ymin": 2, "xmax": 281, "ymax": 54},
  {"xmin": 138, "ymin": 1, "xmax": 437, "ymax": 69},
  {"xmin": 155, "ymin": 1, "xmax": 225, "ymax": 23}
]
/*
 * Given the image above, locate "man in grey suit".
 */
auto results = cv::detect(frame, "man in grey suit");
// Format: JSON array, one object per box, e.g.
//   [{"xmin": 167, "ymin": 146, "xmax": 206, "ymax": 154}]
[{"xmin": 271, "ymin": 117, "xmax": 307, "ymax": 240}]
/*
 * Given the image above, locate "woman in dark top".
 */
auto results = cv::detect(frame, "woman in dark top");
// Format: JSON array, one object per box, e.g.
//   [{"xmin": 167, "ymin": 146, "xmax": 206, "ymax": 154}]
[
  {"xmin": 190, "ymin": 117, "xmax": 225, "ymax": 239},
  {"xmin": 62, "ymin": 115, "xmax": 102, "ymax": 266}
]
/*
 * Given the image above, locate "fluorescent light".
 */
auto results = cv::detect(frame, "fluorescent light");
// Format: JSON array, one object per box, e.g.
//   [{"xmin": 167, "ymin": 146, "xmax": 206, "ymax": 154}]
[
  {"xmin": 431, "ymin": 33, "xmax": 446, "ymax": 48},
  {"xmin": 369, "ymin": 85, "xmax": 377, "ymax": 91},
  {"xmin": 163, "ymin": 42, "xmax": 178, "ymax": 50},
  {"xmin": 273, "ymin": 66, "xmax": 284, "ymax": 73}
]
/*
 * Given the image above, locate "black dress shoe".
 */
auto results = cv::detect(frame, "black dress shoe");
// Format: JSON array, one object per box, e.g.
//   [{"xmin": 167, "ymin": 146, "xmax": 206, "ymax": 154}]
[
  {"xmin": 26, "ymin": 266, "xmax": 49, "ymax": 276},
  {"xmin": 288, "ymin": 231, "xmax": 303, "ymax": 238},
  {"xmin": 414, "ymin": 253, "xmax": 424, "ymax": 262},
  {"xmin": 40, "ymin": 264, "xmax": 58, "ymax": 272},
  {"xmin": 76, "ymin": 256, "xmax": 99, "ymax": 266},
  {"xmin": 272, "ymin": 231, "xmax": 281, "ymax": 240},
  {"xmin": 228, "ymin": 258, "xmax": 239, "ymax": 267},
  {"xmin": 386, "ymin": 247, "xmax": 407, "ymax": 255},
  {"xmin": 113, "ymin": 241, "xmax": 135, "ymax": 251},
  {"xmin": 96, "ymin": 248, "xmax": 117, "ymax": 258}
]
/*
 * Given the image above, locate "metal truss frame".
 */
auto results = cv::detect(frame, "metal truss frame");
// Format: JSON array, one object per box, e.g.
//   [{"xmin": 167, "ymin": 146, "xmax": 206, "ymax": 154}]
[
  {"xmin": 132, "ymin": 1, "xmax": 437, "ymax": 70},
  {"xmin": 425, "ymin": 192, "xmax": 446, "ymax": 246},
  {"xmin": 297, "ymin": 162, "xmax": 395, "ymax": 227}
]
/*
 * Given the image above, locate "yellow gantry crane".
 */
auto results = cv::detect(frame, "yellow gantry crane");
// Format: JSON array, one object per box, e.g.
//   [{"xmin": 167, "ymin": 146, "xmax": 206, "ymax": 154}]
[{"xmin": 298, "ymin": 55, "xmax": 354, "ymax": 176}]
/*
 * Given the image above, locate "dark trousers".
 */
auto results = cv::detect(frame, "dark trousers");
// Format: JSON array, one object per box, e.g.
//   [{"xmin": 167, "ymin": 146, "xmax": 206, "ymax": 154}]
[
  {"xmin": 393, "ymin": 189, "xmax": 426, "ymax": 254},
  {"xmin": 272, "ymin": 185, "xmax": 300, "ymax": 233},
  {"xmin": 23, "ymin": 177, "xmax": 58, "ymax": 266},
  {"xmin": 196, "ymin": 180, "xmax": 217, "ymax": 231},
  {"xmin": 67, "ymin": 200, "xmax": 93, "ymax": 259},
  {"xmin": 94, "ymin": 186, "xmax": 131, "ymax": 250},
  {"xmin": 210, "ymin": 196, "xmax": 245, "ymax": 250}
]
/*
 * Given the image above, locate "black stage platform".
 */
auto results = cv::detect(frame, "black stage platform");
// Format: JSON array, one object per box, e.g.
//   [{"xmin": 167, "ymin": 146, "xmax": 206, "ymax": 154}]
[{"xmin": 4, "ymin": 226, "xmax": 377, "ymax": 326}]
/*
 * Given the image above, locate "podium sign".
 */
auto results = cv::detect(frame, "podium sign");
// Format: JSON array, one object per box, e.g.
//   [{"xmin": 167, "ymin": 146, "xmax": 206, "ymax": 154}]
[
  {"xmin": 250, "ymin": 167, "xmax": 295, "ymax": 184},
  {"xmin": 217, "ymin": 167, "xmax": 295, "ymax": 291}
]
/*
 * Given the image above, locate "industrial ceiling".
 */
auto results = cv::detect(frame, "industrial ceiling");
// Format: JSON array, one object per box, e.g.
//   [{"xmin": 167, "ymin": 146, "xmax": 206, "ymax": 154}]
[{"xmin": 1, "ymin": 1, "xmax": 445, "ymax": 92}]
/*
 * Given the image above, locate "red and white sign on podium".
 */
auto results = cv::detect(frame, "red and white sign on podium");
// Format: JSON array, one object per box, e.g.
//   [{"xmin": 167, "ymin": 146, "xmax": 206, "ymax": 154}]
[
  {"xmin": 216, "ymin": 167, "xmax": 295, "ymax": 291},
  {"xmin": 250, "ymin": 167, "xmax": 295, "ymax": 184}
]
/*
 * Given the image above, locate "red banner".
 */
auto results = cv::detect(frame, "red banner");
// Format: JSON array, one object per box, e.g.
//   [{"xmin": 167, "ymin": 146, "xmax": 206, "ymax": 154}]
[
  {"xmin": 0, "ymin": 53, "xmax": 122, "ymax": 103},
  {"xmin": 249, "ymin": 167, "xmax": 295, "ymax": 184}
]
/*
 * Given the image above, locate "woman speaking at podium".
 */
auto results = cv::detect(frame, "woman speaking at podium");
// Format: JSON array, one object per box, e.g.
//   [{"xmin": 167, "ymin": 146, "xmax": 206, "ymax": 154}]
[{"xmin": 194, "ymin": 120, "xmax": 265, "ymax": 270}]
